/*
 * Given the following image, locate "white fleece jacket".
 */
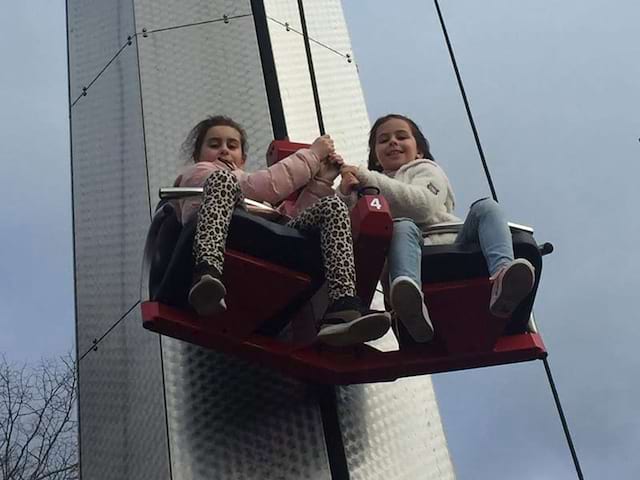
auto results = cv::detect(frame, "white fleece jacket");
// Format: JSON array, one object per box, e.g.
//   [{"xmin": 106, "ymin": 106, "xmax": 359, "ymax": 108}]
[{"xmin": 338, "ymin": 159, "xmax": 461, "ymax": 243}]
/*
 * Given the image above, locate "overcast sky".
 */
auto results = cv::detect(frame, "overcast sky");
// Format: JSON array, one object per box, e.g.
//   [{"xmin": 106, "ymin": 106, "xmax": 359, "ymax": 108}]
[
  {"xmin": 0, "ymin": 2, "xmax": 73, "ymax": 360},
  {"xmin": 343, "ymin": 1, "xmax": 640, "ymax": 478},
  {"xmin": 1, "ymin": 1, "xmax": 638, "ymax": 479}
]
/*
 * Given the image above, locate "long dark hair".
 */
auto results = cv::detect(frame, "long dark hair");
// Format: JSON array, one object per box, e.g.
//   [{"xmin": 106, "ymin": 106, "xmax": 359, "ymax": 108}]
[
  {"xmin": 367, "ymin": 114, "xmax": 434, "ymax": 172},
  {"xmin": 181, "ymin": 115, "xmax": 248, "ymax": 163}
]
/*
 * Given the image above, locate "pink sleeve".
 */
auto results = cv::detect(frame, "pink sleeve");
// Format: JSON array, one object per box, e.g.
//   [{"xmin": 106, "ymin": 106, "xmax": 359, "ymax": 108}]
[
  {"xmin": 237, "ymin": 148, "xmax": 320, "ymax": 204},
  {"xmin": 280, "ymin": 178, "xmax": 335, "ymax": 216},
  {"xmin": 176, "ymin": 162, "xmax": 222, "ymax": 187}
]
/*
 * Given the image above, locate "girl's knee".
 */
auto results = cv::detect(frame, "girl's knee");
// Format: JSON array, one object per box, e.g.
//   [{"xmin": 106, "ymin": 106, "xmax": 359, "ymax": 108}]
[
  {"xmin": 205, "ymin": 169, "xmax": 237, "ymax": 186},
  {"xmin": 321, "ymin": 195, "xmax": 349, "ymax": 214},
  {"xmin": 203, "ymin": 169, "xmax": 239, "ymax": 193},
  {"xmin": 392, "ymin": 218, "xmax": 422, "ymax": 241},
  {"xmin": 469, "ymin": 197, "xmax": 500, "ymax": 217}
]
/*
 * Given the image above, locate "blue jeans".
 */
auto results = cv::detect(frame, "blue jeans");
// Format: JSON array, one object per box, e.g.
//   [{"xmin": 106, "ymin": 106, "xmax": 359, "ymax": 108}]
[
  {"xmin": 387, "ymin": 198, "xmax": 514, "ymax": 286},
  {"xmin": 455, "ymin": 198, "xmax": 513, "ymax": 276},
  {"xmin": 388, "ymin": 218, "xmax": 424, "ymax": 286}
]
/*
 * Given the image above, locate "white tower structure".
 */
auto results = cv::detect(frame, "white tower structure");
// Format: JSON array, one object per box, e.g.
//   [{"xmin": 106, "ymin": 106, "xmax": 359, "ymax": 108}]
[{"xmin": 67, "ymin": 1, "xmax": 456, "ymax": 478}]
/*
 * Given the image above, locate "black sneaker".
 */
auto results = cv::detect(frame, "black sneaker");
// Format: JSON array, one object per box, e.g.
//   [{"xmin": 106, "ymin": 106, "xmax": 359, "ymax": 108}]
[
  {"xmin": 188, "ymin": 263, "xmax": 227, "ymax": 317},
  {"xmin": 317, "ymin": 296, "xmax": 391, "ymax": 347}
]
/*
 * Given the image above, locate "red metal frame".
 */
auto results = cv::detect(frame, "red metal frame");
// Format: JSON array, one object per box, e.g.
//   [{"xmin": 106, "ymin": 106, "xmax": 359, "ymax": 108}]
[
  {"xmin": 266, "ymin": 139, "xmax": 312, "ymax": 166},
  {"xmin": 350, "ymin": 195, "xmax": 393, "ymax": 304},
  {"xmin": 424, "ymin": 277, "xmax": 512, "ymax": 353},
  {"xmin": 143, "ymin": 250, "xmax": 314, "ymax": 342},
  {"xmin": 143, "ymin": 300, "xmax": 546, "ymax": 384}
]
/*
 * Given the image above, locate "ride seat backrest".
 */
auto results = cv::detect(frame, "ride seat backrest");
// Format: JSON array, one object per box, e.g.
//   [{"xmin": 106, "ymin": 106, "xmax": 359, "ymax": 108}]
[
  {"xmin": 148, "ymin": 202, "xmax": 324, "ymax": 309},
  {"xmin": 150, "ymin": 205, "xmax": 194, "ymax": 308},
  {"xmin": 146, "ymin": 202, "xmax": 181, "ymax": 299}
]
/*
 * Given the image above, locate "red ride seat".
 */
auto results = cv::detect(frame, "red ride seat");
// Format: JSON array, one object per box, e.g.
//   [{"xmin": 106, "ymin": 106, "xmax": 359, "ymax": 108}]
[{"xmin": 140, "ymin": 140, "xmax": 549, "ymax": 384}]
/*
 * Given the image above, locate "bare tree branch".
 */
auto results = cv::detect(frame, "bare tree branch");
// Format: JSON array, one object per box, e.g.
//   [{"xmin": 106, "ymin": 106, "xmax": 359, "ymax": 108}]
[
  {"xmin": 32, "ymin": 462, "xmax": 78, "ymax": 480},
  {"xmin": 0, "ymin": 353, "xmax": 78, "ymax": 480}
]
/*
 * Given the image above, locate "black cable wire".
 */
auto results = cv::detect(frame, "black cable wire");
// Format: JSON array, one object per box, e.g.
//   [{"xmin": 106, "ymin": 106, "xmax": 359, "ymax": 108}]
[
  {"xmin": 78, "ymin": 300, "xmax": 141, "ymax": 361},
  {"xmin": 433, "ymin": 0, "xmax": 498, "ymax": 202},
  {"xmin": 142, "ymin": 13, "xmax": 253, "ymax": 35},
  {"xmin": 70, "ymin": 13, "xmax": 255, "ymax": 108},
  {"xmin": 71, "ymin": 10, "xmax": 351, "ymax": 121},
  {"xmin": 71, "ymin": 36, "xmax": 133, "ymax": 107},
  {"xmin": 434, "ymin": 2, "xmax": 584, "ymax": 477},
  {"xmin": 266, "ymin": 16, "xmax": 352, "ymax": 61},
  {"xmin": 296, "ymin": 0, "xmax": 325, "ymax": 135},
  {"xmin": 544, "ymin": 358, "xmax": 585, "ymax": 479}
]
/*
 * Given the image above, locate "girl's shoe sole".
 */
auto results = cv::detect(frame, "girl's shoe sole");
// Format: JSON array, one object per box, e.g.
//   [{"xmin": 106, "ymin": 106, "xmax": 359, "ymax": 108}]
[
  {"xmin": 188, "ymin": 275, "xmax": 227, "ymax": 317},
  {"xmin": 317, "ymin": 312, "xmax": 391, "ymax": 347},
  {"xmin": 391, "ymin": 278, "xmax": 434, "ymax": 343},
  {"xmin": 490, "ymin": 261, "xmax": 535, "ymax": 318}
]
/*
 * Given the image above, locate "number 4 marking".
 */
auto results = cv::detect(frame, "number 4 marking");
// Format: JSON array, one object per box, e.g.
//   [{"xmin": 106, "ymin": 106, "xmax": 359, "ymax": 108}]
[{"xmin": 370, "ymin": 198, "xmax": 382, "ymax": 210}]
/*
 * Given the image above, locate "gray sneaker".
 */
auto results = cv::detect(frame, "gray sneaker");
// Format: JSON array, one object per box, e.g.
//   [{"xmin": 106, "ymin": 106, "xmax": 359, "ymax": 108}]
[
  {"xmin": 390, "ymin": 276, "xmax": 434, "ymax": 343},
  {"xmin": 489, "ymin": 259, "xmax": 535, "ymax": 318},
  {"xmin": 188, "ymin": 274, "xmax": 227, "ymax": 317}
]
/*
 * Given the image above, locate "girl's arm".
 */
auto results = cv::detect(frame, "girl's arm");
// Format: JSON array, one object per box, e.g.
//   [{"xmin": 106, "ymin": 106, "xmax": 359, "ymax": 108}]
[
  {"xmin": 238, "ymin": 148, "xmax": 321, "ymax": 205},
  {"xmin": 356, "ymin": 162, "xmax": 452, "ymax": 216},
  {"xmin": 239, "ymin": 135, "xmax": 333, "ymax": 204},
  {"xmin": 279, "ymin": 176, "xmax": 335, "ymax": 217},
  {"xmin": 175, "ymin": 161, "xmax": 220, "ymax": 187},
  {"xmin": 336, "ymin": 178, "xmax": 358, "ymax": 208},
  {"xmin": 280, "ymin": 153, "xmax": 344, "ymax": 215}
]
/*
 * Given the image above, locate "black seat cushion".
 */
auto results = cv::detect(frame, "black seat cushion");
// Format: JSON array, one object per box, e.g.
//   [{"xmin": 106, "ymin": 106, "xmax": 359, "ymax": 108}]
[{"xmin": 421, "ymin": 230, "xmax": 541, "ymax": 282}]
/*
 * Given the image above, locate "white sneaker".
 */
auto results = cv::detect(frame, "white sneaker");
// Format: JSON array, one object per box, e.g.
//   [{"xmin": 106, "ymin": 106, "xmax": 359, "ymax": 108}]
[
  {"xmin": 390, "ymin": 276, "xmax": 434, "ymax": 343},
  {"xmin": 489, "ymin": 259, "xmax": 535, "ymax": 318},
  {"xmin": 188, "ymin": 274, "xmax": 227, "ymax": 316}
]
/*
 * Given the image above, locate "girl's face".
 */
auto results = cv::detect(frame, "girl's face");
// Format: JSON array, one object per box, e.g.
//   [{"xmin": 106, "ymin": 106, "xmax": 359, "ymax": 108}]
[
  {"xmin": 374, "ymin": 118, "xmax": 423, "ymax": 171},
  {"xmin": 197, "ymin": 125, "xmax": 246, "ymax": 168}
]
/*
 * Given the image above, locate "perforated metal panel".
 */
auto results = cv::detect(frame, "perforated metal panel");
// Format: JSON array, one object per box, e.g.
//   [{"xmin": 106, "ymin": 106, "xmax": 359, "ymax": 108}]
[
  {"xmin": 67, "ymin": 0, "xmax": 137, "ymax": 101},
  {"xmin": 162, "ymin": 338, "xmax": 331, "ymax": 480},
  {"xmin": 264, "ymin": 0, "xmax": 370, "ymax": 166},
  {"xmin": 70, "ymin": 25, "xmax": 170, "ymax": 479},
  {"xmin": 303, "ymin": 1, "xmax": 371, "ymax": 168},
  {"xmin": 136, "ymin": 15, "xmax": 274, "ymax": 201},
  {"xmin": 263, "ymin": 1, "xmax": 320, "ymax": 141},
  {"xmin": 71, "ymin": 41, "xmax": 149, "ymax": 356},
  {"xmin": 78, "ymin": 309, "xmax": 170, "ymax": 480},
  {"xmin": 133, "ymin": 0, "xmax": 251, "ymax": 34},
  {"xmin": 337, "ymin": 375, "xmax": 456, "ymax": 479}
]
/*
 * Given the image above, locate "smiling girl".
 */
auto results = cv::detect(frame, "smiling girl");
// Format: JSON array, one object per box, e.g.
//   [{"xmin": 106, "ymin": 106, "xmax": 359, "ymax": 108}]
[
  {"xmin": 173, "ymin": 115, "xmax": 390, "ymax": 347},
  {"xmin": 339, "ymin": 114, "xmax": 535, "ymax": 343}
]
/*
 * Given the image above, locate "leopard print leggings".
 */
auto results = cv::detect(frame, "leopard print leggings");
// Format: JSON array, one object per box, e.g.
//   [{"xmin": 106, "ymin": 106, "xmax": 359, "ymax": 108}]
[{"xmin": 193, "ymin": 170, "xmax": 356, "ymax": 301}]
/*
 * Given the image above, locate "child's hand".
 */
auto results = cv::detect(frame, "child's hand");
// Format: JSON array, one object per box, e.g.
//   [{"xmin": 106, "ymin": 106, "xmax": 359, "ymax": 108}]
[
  {"xmin": 310, "ymin": 134, "xmax": 335, "ymax": 160},
  {"xmin": 316, "ymin": 153, "xmax": 344, "ymax": 183},
  {"xmin": 339, "ymin": 165, "xmax": 360, "ymax": 195}
]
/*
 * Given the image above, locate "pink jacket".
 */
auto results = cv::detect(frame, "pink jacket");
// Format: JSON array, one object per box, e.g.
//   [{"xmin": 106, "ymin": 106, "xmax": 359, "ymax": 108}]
[{"xmin": 174, "ymin": 148, "xmax": 335, "ymax": 224}]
